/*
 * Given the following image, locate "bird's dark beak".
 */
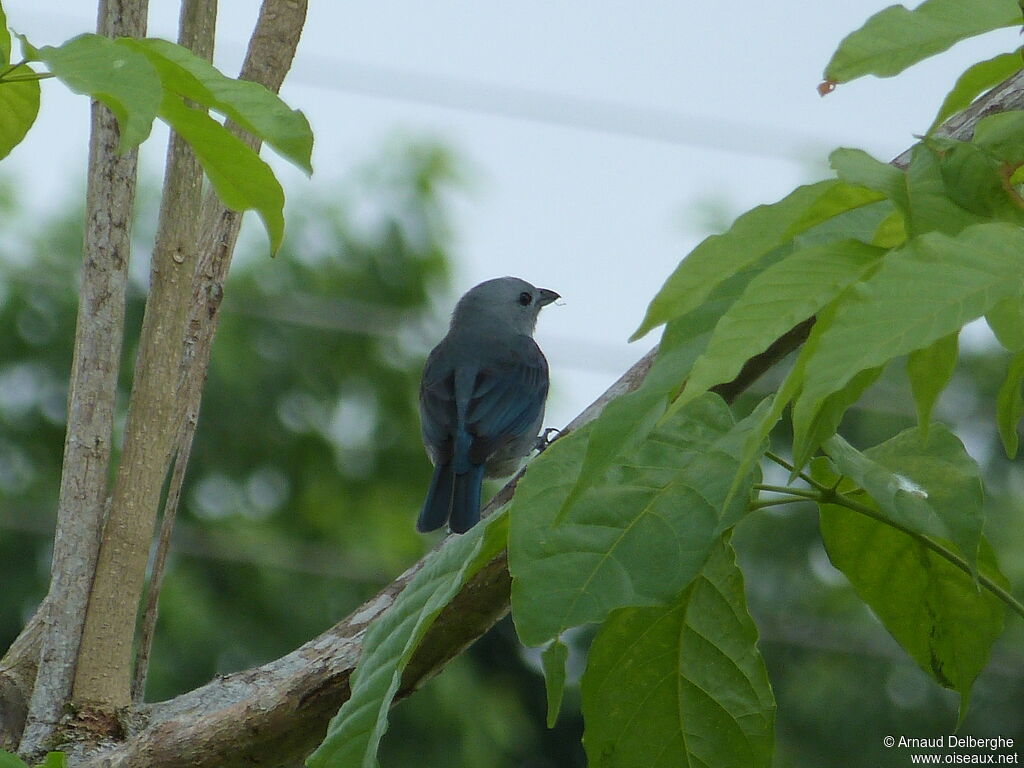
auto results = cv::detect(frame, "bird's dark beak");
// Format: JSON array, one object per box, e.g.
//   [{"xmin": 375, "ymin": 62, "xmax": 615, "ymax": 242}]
[{"xmin": 537, "ymin": 288, "xmax": 560, "ymax": 307}]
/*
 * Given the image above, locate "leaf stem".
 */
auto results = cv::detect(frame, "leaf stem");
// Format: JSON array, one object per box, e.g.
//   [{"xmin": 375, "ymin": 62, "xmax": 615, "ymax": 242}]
[
  {"xmin": 0, "ymin": 58, "xmax": 26, "ymax": 79},
  {"xmin": 765, "ymin": 450, "xmax": 831, "ymax": 491},
  {"xmin": 754, "ymin": 483, "xmax": 821, "ymax": 500},
  {"xmin": 0, "ymin": 72, "xmax": 54, "ymax": 84},
  {"xmin": 749, "ymin": 495, "xmax": 814, "ymax": 511},
  {"xmin": 756, "ymin": 451, "xmax": 1024, "ymax": 620},
  {"xmin": 819, "ymin": 486, "xmax": 1024, "ymax": 621}
]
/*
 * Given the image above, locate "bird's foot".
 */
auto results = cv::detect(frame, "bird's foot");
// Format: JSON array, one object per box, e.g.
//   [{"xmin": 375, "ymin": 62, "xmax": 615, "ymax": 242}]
[{"xmin": 535, "ymin": 427, "xmax": 563, "ymax": 452}]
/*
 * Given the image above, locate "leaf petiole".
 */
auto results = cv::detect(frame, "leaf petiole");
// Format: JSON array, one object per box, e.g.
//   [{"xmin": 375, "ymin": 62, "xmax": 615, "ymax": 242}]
[{"xmin": 754, "ymin": 453, "xmax": 1024, "ymax": 620}]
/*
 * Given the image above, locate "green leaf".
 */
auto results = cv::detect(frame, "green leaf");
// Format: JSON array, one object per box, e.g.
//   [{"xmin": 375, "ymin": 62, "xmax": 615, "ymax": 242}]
[
  {"xmin": 307, "ymin": 512, "xmax": 509, "ymax": 768},
  {"xmin": 973, "ymin": 110, "xmax": 1024, "ymax": 165},
  {"xmin": 0, "ymin": 64, "xmax": 40, "ymax": 161},
  {"xmin": 937, "ymin": 142, "xmax": 1015, "ymax": 219},
  {"xmin": 796, "ymin": 223, "xmax": 1024, "ymax": 425},
  {"xmin": 792, "ymin": 365, "xmax": 884, "ymax": 472},
  {"xmin": 0, "ymin": 4, "xmax": 11, "ymax": 65},
  {"xmin": 13, "ymin": 32, "xmax": 37, "ymax": 61},
  {"xmin": 159, "ymin": 92, "xmax": 285, "ymax": 254},
  {"xmin": 997, "ymin": 351, "xmax": 1024, "ymax": 458},
  {"xmin": 631, "ymin": 180, "xmax": 880, "ymax": 340},
  {"xmin": 929, "ymin": 50, "xmax": 1024, "ymax": 133},
  {"xmin": 831, "ymin": 145, "xmax": 985, "ymax": 237},
  {"xmin": 824, "ymin": 426, "xmax": 984, "ymax": 571},
  {"xmin": 0, "ymin": 750, "xmax": 29, "ymax": 768},
  {"xmin": 120, "ymin": 38, "xmax": 313, "ymax": 174},
  {"xmin": 830, "ymin": 147, "xmax": 905, "ymax": 203},
  {"xmin": 987, "ymin": 297, "xmax": 1024, "ymax": 351},
  {"xmin": 37, "ymin": 754, "xmax": 67, "ymax": 768},
  {"xmin": 34, "ymin": 33, "xmax": 161, "ymax": 152},
  {"xmin": 509, "ymin": 394, "xmax": 763, "ymax": 647},
  {"xmin": 872, "ymin": 209, "xmax": 907, "ymax": 248},
  {"xmin": 679, "ymin": 239, "xmax": 884, "ymax": 407},
  {"xmin": 781, "ymin": 182, "xmax": 887, "ymax": 242},
  {"xmin": 824, "ymin": 0, "xmax": 1021, "ymax": 83},
  {"xmin": 817, "ymin": 480, "xmax": 1006, "ymax": 721},
  {"xmin": 563, "ymin": 256, "xmax": 779, "ymax": 521},
  {"xmin": 904, "ymin": 144, "xmax": 986, "ymax": 236},
  {"xmin": 907, "ymin": 332, "xmax": 959, "ymax": 430},
  {"xmin": 541, "ymin": 639, "xmax": 569, "ymax": 728},
  {"xmin": 791, "ymin": 200, "xmax": 897, "ymax": 249},
  {"xmin": 580, "ymin": 539, "xmax": 774, "ymax": 768}
]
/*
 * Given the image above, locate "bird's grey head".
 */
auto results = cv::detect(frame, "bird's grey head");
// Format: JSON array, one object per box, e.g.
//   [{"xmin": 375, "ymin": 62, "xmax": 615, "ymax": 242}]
[{"xmin": 451, "ymin": 277, "xmax": 559, "ymax": 336}]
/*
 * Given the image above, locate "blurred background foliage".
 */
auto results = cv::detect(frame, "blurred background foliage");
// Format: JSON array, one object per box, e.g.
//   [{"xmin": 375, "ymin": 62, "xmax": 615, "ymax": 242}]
[{"xmin": 0, "ymin": 141, "xmax": 1020, "ymax": 768}]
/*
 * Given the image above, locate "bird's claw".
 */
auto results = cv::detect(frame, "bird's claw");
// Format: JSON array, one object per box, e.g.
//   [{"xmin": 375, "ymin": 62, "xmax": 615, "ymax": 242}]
[{"xmin": 535, "ymin": 427, "xmax": 562, "ymax": 453}]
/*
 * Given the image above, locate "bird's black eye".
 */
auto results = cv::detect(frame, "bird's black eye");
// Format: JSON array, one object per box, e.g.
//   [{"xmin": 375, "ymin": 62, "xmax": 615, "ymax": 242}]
[{"xmin": 518, "ymin": 292, "xmax": 533, "ymax": 306}]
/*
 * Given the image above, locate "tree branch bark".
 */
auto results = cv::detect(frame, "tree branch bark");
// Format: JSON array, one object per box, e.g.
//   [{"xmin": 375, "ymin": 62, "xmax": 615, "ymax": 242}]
[{"xmin": 16, "ymin": 1, "xmax": 149, "ymax": 757}]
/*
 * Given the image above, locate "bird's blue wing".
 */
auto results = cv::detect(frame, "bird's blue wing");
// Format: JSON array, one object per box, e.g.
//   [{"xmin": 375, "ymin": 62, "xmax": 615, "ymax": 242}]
[{"xmin": 467, "ymin": 335, "xmax": 549, "ymax": 462}]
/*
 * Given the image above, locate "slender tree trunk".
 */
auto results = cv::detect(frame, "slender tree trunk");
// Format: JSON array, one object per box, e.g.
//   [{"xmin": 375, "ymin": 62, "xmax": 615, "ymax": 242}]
[
  {"xmin": 70, "ymin": 0, "xmax": 218, "ymax": 720},
  {"xmin": 17, "ymin": 0, "xmax": 149, "ymax": 756}
]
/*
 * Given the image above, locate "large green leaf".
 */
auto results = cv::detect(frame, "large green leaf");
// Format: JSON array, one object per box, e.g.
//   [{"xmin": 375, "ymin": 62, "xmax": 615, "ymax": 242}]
[
  {"xmin": 817, "ymin": 479, "xmax": 1006, "ymax": 721},
  {"xmin": 631, "ymin": 180, "xmax": 881, "ymax": 340},
  {"xmin": 824, "ymin": 426, "xmax": 984, "ymax": 571},
  {"xmin": 678, "ymin": 239, "xmax": 883, "ymax": 408},
  {"xmin": 796, "ymin": 223, "xmax": 1024, "ymax": 425},
  {"xmin": 791, "ymin": 365, "xmax": 884, "ymax": 472},
  {"xmin": 907, "ymin": 332, "xmax": 959, "ymax": 430},
  {"xmin": 928, "ymin": 50, "xmax": 1024, "ymax": 134},
  {"xmin": 562, "ymin": 255, "xmax": 781, "ymax": 522},
  {"xmin": 121, "ymin": 37, "xmax": 313, "ymax": 174},
  {"xmin": 159, "ymin": 91, "xmax": 285, "ymax": 254},
  {"xmin": 509, "ymin": 394, "xmax": 763, "ymax": 647},
  {"xmin": 997, "ymin": 351, "xmax": 1024, "ymax": 458},
  {"xmin": 824, "ymin": 0, "xmax": 1021, "ymax": 83},
  {"xmin": 0, "ymin": 64, "xmax": 40, "ymax": 162},
  {"xmin": 581, "ymin": 539, "xmax": 774, "ymax": 768},
  {"xmin": 307, "ymin": 512, "xmax": 509, "ymax": 768},
  {"xmin": 34, "ymin": 33, "xmax": 161, "ymax": 152}
]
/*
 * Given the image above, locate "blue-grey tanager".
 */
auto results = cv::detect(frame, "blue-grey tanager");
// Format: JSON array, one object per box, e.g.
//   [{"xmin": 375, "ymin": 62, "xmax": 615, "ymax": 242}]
[{"xmin": 418, "ymin": 277, "xmax": 559, "ymax": 533}]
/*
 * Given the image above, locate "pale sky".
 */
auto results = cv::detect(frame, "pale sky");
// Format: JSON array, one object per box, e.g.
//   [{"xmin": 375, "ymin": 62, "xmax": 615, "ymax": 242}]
[{"xmin": 1, "ymin": 1, "xmax": 1019, "ymax": 428}]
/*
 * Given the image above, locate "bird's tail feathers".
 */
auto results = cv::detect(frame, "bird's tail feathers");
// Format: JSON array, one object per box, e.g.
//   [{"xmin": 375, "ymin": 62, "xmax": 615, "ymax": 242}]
[
  {"xmin": 417, "ymin": 462, "xmax": 454, "ymax": 533},
  {"xmin": 449, "ymin": 463, "xmax": 485, "ymax": 534}
]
